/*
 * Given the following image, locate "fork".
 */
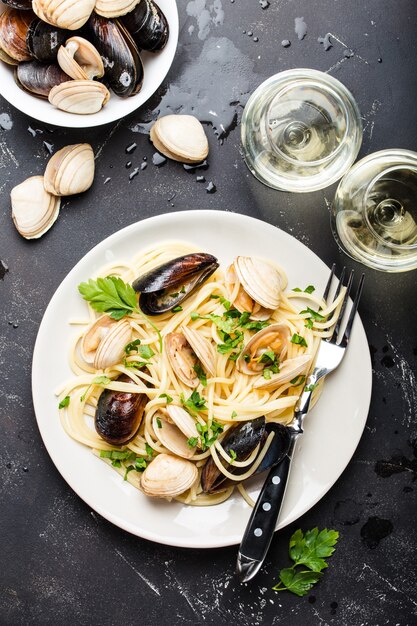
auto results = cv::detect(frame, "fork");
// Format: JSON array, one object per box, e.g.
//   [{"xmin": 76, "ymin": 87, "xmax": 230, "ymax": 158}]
[{"xmin": 236, "ymin": 266, "xmax": 365, "ymax": 583}]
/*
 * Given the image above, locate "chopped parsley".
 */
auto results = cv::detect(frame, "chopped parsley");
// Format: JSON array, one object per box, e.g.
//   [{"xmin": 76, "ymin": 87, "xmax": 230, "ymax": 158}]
[
  {"xmin": 292, "ymin": 285, "xmax": 316, "ymax": 294},
  {"xmin": 195, "ymin": 420, "xmax": 224, "ymax": 451},
  {"xmin": 187, "ymin": 436, "xmax": 199, "ymax": 448},
  {"xmin": 291, "ymin": 333, "xmax": 308, "ymax": 348},
  {"xmin": 99, "ymin": 448, "xmax": 148, "ymax": 475},
  {"xmin": 159, "ymin": 393, "xmax": 173, "ymax": 404},
  {"xmin": 263, "ymin": 368, "xmax": 272, "ymax": 380},
  {"xmin": 58, "ymin": 396, "xmax": 70, "ymax": 409},
  {"xmin": 301, "ymin": 306, "xmax": 325, "ymax": 329},
  {"xmin": 156, "ymin": 417, "xmax": 162, "ymax": 428},
  {"xmin": 123, "ymin": 358, "xmax": 147, "ymax": 369},
  {"xmin": 181, "ymin": 390, "xmax": 207, "ymax": 414},
  {"xmin": 305, "ymin": 383, "xmax": 318, "ymax": 392},
  {"xmin": 124, "ymin": 339, "xmax": 141, "ymax": 354},
  {"xmin": 171, "ymin": 305, "xmax": 183, "ymax": 313},
  {"xmin": 138, "ymin": 345, "xmax": 155, "ymax": 360},
  {"xmin": 290, "ymin": 375, "xmax": 306, "ymax": 386},
  {"xmin": 80, "ymin": 375, "xmax": 111, "ymax": 402},
  {"xmin": 193, "ymin": 363, "xmax": 207, "ymax": 386},
  {"xmin": 231, "ymin": 410, "xmax": 237, "ymax": 419},
  {"xmin": 145, "ymin": 443, "xmax": 154, "ymax": 457},
  {"xmin": 229, "ymin": 449, "xmax": 237, "ymax": 464}
]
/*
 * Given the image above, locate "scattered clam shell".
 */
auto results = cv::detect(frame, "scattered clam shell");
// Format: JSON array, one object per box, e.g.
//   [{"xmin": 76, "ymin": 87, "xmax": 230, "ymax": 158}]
[
  {"xmin": 94, "ymin": 0, "xmax": 141, "ymax": 18},
  {"xmin": 48, "ymin": 80, "xmax": 110, "ymax": 114},
  {"xmin": 44, "ymin": 143, "xmax": 95, "ymax": 196},
  {"xmin": 150, "ymin": 115, "xmax": 209, "ymax": 164},
  {"xmin": 11, "ymin": 175, "xmax": 61, "ymax": 239},
  {"xmin": 141, "ymin": 453, "xmax": 198, "ymax": 498},
  {"xmin": 57, "ymin": 36, "xmax": 104, "ymax": 80},
  {"xmin": 32, "ymin": 0, "xmax": 96, "ymax": 30}
]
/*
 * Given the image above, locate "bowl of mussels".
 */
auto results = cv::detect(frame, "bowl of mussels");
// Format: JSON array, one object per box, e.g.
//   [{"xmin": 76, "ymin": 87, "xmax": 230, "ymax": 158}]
[{"xmin": 0, "ymin": 0, "xmax": 178, "ymax": 127}]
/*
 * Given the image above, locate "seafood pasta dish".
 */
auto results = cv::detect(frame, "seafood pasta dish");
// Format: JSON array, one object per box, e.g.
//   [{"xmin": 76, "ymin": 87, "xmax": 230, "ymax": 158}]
[{"xmin": 57, "ymin": 242, "xmax": 344, "ymax": 507}]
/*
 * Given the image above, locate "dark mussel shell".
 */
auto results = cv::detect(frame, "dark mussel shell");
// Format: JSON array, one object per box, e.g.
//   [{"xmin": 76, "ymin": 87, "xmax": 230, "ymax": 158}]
[
  {"xmin": 1, "ymin": 0, "xmax": 33, "ymax": 9},
  {"xmin": 15, "ymin": 61, "xmax": 71, "ymax": 98},
  {"xmin": 86, "ymin": 13, "xmax": 144, "ymax": 98},
  {"xmin": 0, "ymin": 7, "xmax": 34, "ymax": 63},
  {"xmin": 132, "ymin": 253, "xmax": 219, "ymax": 315},
  {"xmin": 121, "ymin": 0, "xmax": 169, "ymax": 52},
  {"xmin": 26, "ymin": 19, "xmax": 69, "ymax": 63},
  {"xmin": 95, "ymin": 374, "xmax": 148, "ymax": 445},
  {"xmin": 201, "ymin": 417, "xmax": 267, "ymax": 494}
]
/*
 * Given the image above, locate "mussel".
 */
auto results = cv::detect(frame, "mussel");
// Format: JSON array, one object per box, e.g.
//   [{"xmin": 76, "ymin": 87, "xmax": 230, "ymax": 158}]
[
  {"xmin": 132, "ymin": 253, "xmax": 219, "ymax": 315},
  {"xmin": 201, "ymin": 417, "xmax": 267, "ymax": 493},
  {"xmin": 95, "ymin": 374, "xmax": 148, "ymax": 445},
  {"xmin": 15, "ymin": 60, "xmax": 71, "ymax": 98},
  {"xmin": 26, "ymin": 18, "xmax": 69, "ymax": 62},
  {"xmin": 0, "ymin": 7, "xmax": 34, "ymax": 63},
  {"xmin": 86, "ymin": 13, "xmax": 144, "ymax": 97},
  {"xmin": 121, "ymin": 0, "xmax": 169, "ymax": 52},
  {"xmin": 2, "ymin": 0, "xmax": 33, "ymax": 9}
]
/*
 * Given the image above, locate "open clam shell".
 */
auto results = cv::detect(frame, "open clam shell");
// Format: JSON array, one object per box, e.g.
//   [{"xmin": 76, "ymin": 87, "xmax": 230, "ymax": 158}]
[
  {"xmin": 182, "ymin": 326, "xmax": 216, "ymax": 377},
  {"xmin": 57, "ymin": 36, "xmax": 104, "ymax": 80},
  {"xmin": 237, "ymin": 323, "xmax": 290, "ymax": 376},
  {"xmin": 95, "ymin": 0, "xmax": 141, "ymax": 19},
  {"xmin": 165, "ymin": 332, "xmax": 199, "ymax": 388},
  {"xmin": 48, "ymin": 79, "xmax": 110, "ymax": 114},
  {"xmin": 44, "ymin": 143, "xmax": 95, "ymax": 196},
  {"xmin": 81, "ymin": 314, "xmax": 132, "ymax": 369},
  {"xmin": 232, "ymin": 256, "xmax": 282, "ymax": 313},
  {"xmin": 166, "ymin": 405, "xmax": 201, "ymax": 442},
  {"xmin": 11, "ymin": 175, "xmax": 61, "ymax": 239},
  {"xmin": 152, "ymin": 408, "xmax": 197, "ymax": 459},
  {"xmin": 225, "ymin": 264, "xmax": 272, "ymax": 321},
  {"xmin": 150, "ymin": 115, "xmax": 209, "ymax": 164},
  {"xmin": 32, "ymin": 0, "xmax": 96, "ymax": 30},
  {"xmin": 141, "ymin": 453, "xmax": 198, "ymax": 499},
  {"xmin": 254, "ymin": 354, "xmax": 311, "ymax": 391}
]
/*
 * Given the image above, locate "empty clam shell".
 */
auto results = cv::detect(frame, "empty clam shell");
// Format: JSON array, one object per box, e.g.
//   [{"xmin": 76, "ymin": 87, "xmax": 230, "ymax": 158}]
[
  {"xmin": 11, "ymin": 175, "xmax": 61, "ymax": 239},
  {"xmin": 141, "ymin": 453, "xmax": 198, "ymax": 498},
  {"xmin": 233, "ymin": 256, "xmax": 282, "ymax": 311},
  {"xmin": 165, "ymin": 332, "xmax": 199, "ymax": 388},
  {"xmin": 150, "ymin": 115, "xmax": 209, "ymax": 164},
  {"xmin": 32, "ymin": 0, "xmax": 96, "ymax": 30},
  {"xmin": 153, "ymin": 410, "xmax": 196, "ymax": 459},
  {"xmin": 44, "ymin": 143, "xmax": 95, "ymax": 196},
  {"xmin": 81, "ymin": 314, "xmax": 132, "ymax": 369},
  {"xmin": 95, "ymin": 0, "xmax": 141, "ymax": 18},
  {"xmin": 254, "ymin": 354, "xmax": 311, "ymax": 391},
  {"xmin": 182, "ymin": 326, "xmax": 216, "ymax": 377},
  {"xmin": 57, "ymin": 36, "xmax": 104, "ymax": 80},
  {"xmin": 166, "ymin": 405, "xmax": 201, "ymax": 442},
  {"xmin": 48, "ymin": 80, "xmax": 110, "ymax": 114},
  {"xmin": 237, "ymin": 323, "xmax": 290, "ymax": 376}
]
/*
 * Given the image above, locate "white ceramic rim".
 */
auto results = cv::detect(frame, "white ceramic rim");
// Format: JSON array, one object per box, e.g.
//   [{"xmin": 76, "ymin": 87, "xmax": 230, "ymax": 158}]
[
  {"xmin": 0, "ymin": 0, "xmax": 179, "ymax": 128},
  {"xmin": 32, "ymin": 210, "xmax": 372, "ymax": 548}
]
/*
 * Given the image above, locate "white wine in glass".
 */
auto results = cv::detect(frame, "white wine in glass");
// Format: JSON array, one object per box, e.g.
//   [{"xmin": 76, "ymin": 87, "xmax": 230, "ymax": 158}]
[{"xmin": 332, "ymin": 150, "xmax": 417, "ymax": 272}]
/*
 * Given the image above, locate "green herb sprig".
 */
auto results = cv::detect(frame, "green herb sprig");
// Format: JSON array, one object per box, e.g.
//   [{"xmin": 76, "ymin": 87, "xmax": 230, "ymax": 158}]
[
  {"xmin": 272, "ymin": 528, "xmax": 339, "ymax": 597},
  {"xmin": 78, "ymin": 276, "xmax": 162, "ymax": 351},
  {"xmin": 80, "ymin": 375, "xmax": 111, "ymax": 402}
]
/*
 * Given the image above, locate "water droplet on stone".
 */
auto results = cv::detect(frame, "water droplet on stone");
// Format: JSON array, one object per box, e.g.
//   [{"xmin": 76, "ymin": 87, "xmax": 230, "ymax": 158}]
[
  {"xmin": 126, "ymin": 161, "xmax": 132, "ymax": 168},
  {"xmin": 196, "ymin": 175, "xmax": 206, "ymax": 182},
  {"xmin": 295, "ymin": 17, "xmax": 307, "ymax": 40},
  {"xmin": 318, "ymin": 33, "xmax": 333, "ymax": 50},
  {"xmin": 253, "ymin": 36, "xmax": 259, "ymax": 42},
  {"xmin": 247, "ymin": 31, "xmax": 253, "ymax": 37},
  {"xmin": 377, "ymin": 57, "xmax": 382, "ymax": 63},
  {"xmin": 152, "ymin": 153, "xmax": 167, "ymax": 166},
  {"xmin": 206, "ymin": 181, "xmax": 216, "ymax": 193},
  {"xmin": 259, "ymin": 0, "xmax": 269, "ymax": 8},
  {"xmin": 0, "ymin": 259, "xmax": 9, "ymax": 280},
  {"xmin": 103, "ymin": 177, "xmax": 111, "ymax": 184},
  {"xmin": 43, "ymin": 141, "xmax": 54, "ymax": 155},
  {"xmin": 125, "ymin": 142, "xmax": 137, "ymax": 154},
  {"xmin": 129, "ymin": 168, "xmax": 140, "ymax": 180},
  {"xmin": 13, "ymin": 323, "xmax": 18, "ymax": 329},
  {"xmin": 141, "ymin": 162, "xmax": 147, "ymax": 170},
  {"xmin": 281, "ymin": 39, "xmax": 291, "ymax": 48}
]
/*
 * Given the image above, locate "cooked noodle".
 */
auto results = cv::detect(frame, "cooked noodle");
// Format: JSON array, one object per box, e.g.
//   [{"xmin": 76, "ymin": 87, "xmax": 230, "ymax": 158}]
[{"xmin": 57, "ymin": 241, "xmax": 344, "ymax": 506}]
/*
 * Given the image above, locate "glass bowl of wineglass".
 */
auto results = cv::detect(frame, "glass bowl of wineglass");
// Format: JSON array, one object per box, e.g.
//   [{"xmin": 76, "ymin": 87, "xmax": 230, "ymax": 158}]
[
  {"xmin": 241, "ymin": 68, "xmax": 363, "ymax": 193},
  {"xmin": 332, "ymin": 149, "xmax": 417, "ymax": 272}
]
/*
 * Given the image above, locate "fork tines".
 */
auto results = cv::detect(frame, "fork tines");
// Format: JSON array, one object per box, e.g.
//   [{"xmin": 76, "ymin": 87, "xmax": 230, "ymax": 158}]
[{"xmin": 326, "ymin": 267, "xmax": 365, "ymax": 347}]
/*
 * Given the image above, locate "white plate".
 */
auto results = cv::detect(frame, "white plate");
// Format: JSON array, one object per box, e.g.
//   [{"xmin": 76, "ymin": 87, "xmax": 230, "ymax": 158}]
[
  {"xmin": 0, "ymin": 0, "xmax": 178, "ymax": 128},
  {"xmin": 32, "ymin": 211, "xmax": 372, "ymax": 548}
]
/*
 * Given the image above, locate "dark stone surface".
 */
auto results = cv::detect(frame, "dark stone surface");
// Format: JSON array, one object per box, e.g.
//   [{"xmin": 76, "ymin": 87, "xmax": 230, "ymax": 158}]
[{"xmin": 1, "ymin": 1, "xmax": 417, "ymax": 624}]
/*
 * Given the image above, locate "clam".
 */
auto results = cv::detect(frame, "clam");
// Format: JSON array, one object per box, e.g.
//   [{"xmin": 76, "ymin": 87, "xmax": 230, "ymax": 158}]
[
  {"xmin": 32, "ymin": 0, "xmax": 96, "ymax": 30},
  {"xmin": 237, "ymin": 324, "xmax": 290, "ymax": 376},
  {"xmin": 132, "ymin": 253, "xmax": 219, "ymax": 315},
  {"xmin": 0, "ymin": 8, "xmax": 33, "ymax": 63},
  {"xmin": 57, "ymin": 36, "xmax": 104, "ymax": 80},
  {"xmin": 26, "ymin": 19, "xmax": 69, "ymax": 63},
  {"xmin": 86, "ymin": 13, "xmax": 143, "ymax": 97},
  {"xmin": 11, "ymin": 176, "xmax": 61, "ymax": 240},
  {"xmin": 150, "ymin": 115, "xmax": 209, "ymax": 164},
  {"xmin": 201, "ymin": 417, "xmax": 267, "ymax": 494},
  {"xmin": 95, "ymin": 374, "xmax": 147, "ymax": 445},
  {"xmin": 95, "ymin": 0, "xmax": 141, "ymax": 19},
  {"xmin": 2, "ymin": 0, "xmax": 34, "ymax": 9},
  {"xmin": 254, "ymin": 354, "xmax": 311, "ymax": 391},
  {"xmin": 121, "ymin": 0, "xmax": 169, "ymax": 52},
  {"xmin": 44, "ymin": 143, "xmax": 95, "ymax": 196},
  {"xmin": 226, "ymin": 257, "xmax": 282, "ymax": 320},
  {"xmin": 141, "ymin": 453, "xmax": 198, "ymax": 499},
  {"xmin": 15, "ymin": 61, "xmax": 71, "ymax": 98},
  {"xmin": 48, "ymin": 80, "xmax": 110, "ymax": 114},
  {"xmin": 165, "ymin": 327, "xmax": 215, "ymax": 388},
  {"xmin": 81, "ymin": 314, "xmax": 132, "ymax": 369},
  {"xmin": 152, "ymin": 406, "xmax": 200, "ymax": 459}
]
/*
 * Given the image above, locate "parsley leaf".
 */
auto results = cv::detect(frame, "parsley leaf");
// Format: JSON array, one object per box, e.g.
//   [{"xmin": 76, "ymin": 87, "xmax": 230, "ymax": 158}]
[
  {"xmin": 159, "ymin": 393, "xmax": 173, "ymax": 403},
  {"xmin": 125, "ymin": 339, "xmax": 141, "ymax": 354},
  {"xmin": 145, "ymin": 443, "xmax": 154, "ymax": 458},
  {"xmin": 123, "ymin": 358, "xmax": 147, "ymax": 369},
  {"xmin": 138, "ymin": 345, "xmax": 155, "ymax": 360},
  {"xmin": 187, "ymin": 437, "xmax": 198, "ymax": 448},
  {"xmin": 263, "ymin": 368, "xmax": 272, "ymax": 380},
  {"xmin": 181, "ymin": 390, "xmax": 207, "ymax": 414},
  {"xmin": 292, "ymin": 285, "xmax": 316, "ymax": 294},
  {"xmin": 229, "ymin": 449, "xmax": 237, "ymax": 464},
  {"xmin": 290, "ymin": 375, "xmax": 306, "ymax": 386},
  {"xmin": 195, "ymin": 420, "xmax": 224, "ymax": 451},
  {"xmin": 272, "ymin": 527, "xmax": 339, "ymax": 596},
  {"xmin": 193, "ymin": 363, "xmax": 207, "ymax": 387},
  {"xmin": 80, "ymin": 375, "xmax": 111, "ymax": 402},
  {"xmin": 231, "ymin": 410, "xmax": 237, "ymax": 419},
  {"xmin": 58, "ymin": 396, "xmax": 70, "ymax": 409},
  {"xmin": 171, "ymin": 306, "xmax": 183, "ymax": 313},
  {"xmin": 305, "ymin": 383, "xmax": 318, "ymax": 392},
  {"xmin": 291, "ymin": 333, "xmax": 308, "ymax": 348},
  {"xmin": 156, "ymin": 417, "xmax": 162, "ymax": 428},
  {"xmin": 300, "ymin": 307, "xmax": 325, "ymax": 321}
]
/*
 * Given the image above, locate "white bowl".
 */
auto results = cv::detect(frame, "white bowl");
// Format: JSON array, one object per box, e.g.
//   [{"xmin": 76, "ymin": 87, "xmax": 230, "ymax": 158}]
[{"xmin": 0, "ymin": 0, "xmax": 178, "ymax": 128}]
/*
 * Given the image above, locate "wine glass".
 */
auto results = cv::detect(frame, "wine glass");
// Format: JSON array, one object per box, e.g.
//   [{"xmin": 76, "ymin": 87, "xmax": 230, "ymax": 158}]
[
  {"xmin": 332, "ymin": 149, "xmax": 417, "ymax": 272},
  {"xmin": 241, "ymin": 69, "xmax": 363, "ymax": 193}
]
